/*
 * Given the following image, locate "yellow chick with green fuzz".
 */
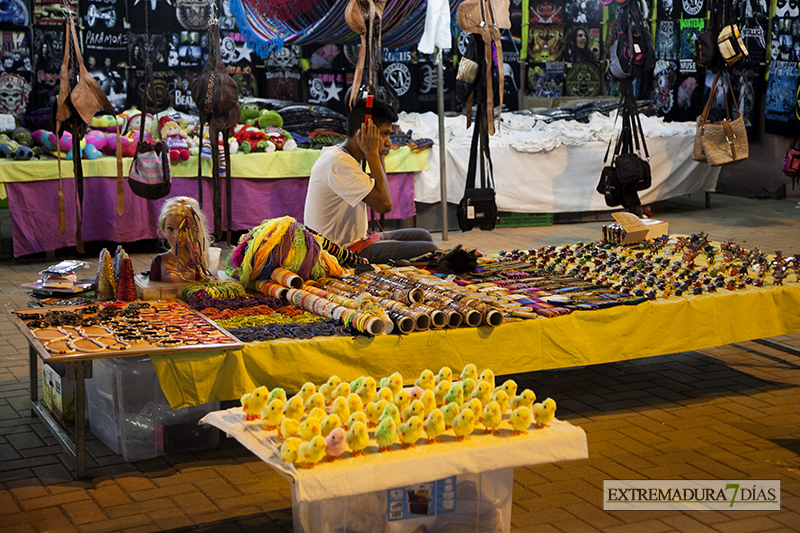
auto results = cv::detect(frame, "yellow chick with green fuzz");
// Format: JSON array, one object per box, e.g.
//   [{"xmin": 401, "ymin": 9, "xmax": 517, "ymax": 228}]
[
  {"xmin": 280, "ymin": 437, "xmax": 302, "ymax": 463},
  {"xmin": 380, "ymin": 402, "xmax": 401, "ymax": 428},
  {"xmin": 308, "ymin": 407, "xmax": 327, "ymax": 420},
  {"xmin": 299, "ymin": 416, "xmax": 322, "ymax": 441},
  {"xmin": 375, "ymin": 387, "xmax": 394, "ymax": 404},
  {"xmin": 380, "ymin": 372, "xmax": 403, "ymax": 396},
  {"xmin": 492, "ymin": 390, "xmax": 510, "ymax": 415},
  {"xmin": 494, "ymin": 379, "xmax": 518, "ymax": 400},
  {"xmin": 283, "ymin": 395, "xmax": 305, "ymax": 421},
  {"xmin": 443, "ymin": 382, "xmax": 464, "ymax": 407},
  {"xmin": 345, "ymin": 421, "xmax": 369, "ymax": 456},
  {"xmin": 366, "ymin": 400, "xmax": 389, "ymax": 427},
  {"xmin": 441, "ymin": 402, "xmax": 461, "ymax": 429},
  {"xmin": 345, "ymin": 411, "xmax": 367, "ymax": 432},
  {"xmin": 460, "ymin": 363, "xmax": 478, "ymax": 382},
  {"xmin": 331, "ymin": 396, "xmax": 350, "ymax": 423},
  {"xmin": 393, "ymin": 389, "xmax": 411, "ymax": 414},
  {"xmin": 331, "ymin": 382, "xmax": 351, "ymax": 402},
  {"xmin": 477, "ymin": 369, "xmax": 495, "ymax": 390},
  {"xmin": 509, "ymin": 406, "xmax": 532, "ymax": 435},
  {"xmin": 532, "ymin": 398, "xmax": 557, "ymax": 429},
  {"xmin": 268, "ymin": 387, "xmax": 287, "ymax": 405},
  {"xmin": 511, "ymin": 389, "xmax": 536, "ymax": 411},
  {"xmin": 463, "ymin": 398, "xmax": 483, "ymax": 420},
  {"xmin": 303, "ymin": 392, "xmax": 325, "ymax": 412},
  {"xmin": 471, "ymin": 380, "xmax": 493, "ymax": 406},
  {"xmin": 259, "ymin": 399, "xmax": 284, "ymax": 430},
  {"xmin": 347, "ymin": 393, "xmax": 364, "ymax": 414},
  {"xmin": 298, "ymin": 435, "xmax": 327, "ymax": 468},
  {"xmin": 460, "ymin": 378, "xmax": 476, "ymax": 399},
  {"xmin": 298, "ymin": 382, "xmax": 316, "ymax": 402},
  {"xmin": 480, "ymin": 401, "xmax": 503, "ymax": 434},
  {"xmin": 241, "ymin": 386, "xmax": 269, "ymax": 421},
  {"xmin": 356, "ymin": 377, "xmax": 377, "ymax": 405},
  {"xmin": 423, "ymin": 409, "xmax": 445, "ymax": 444},
  {"xmin": 452, "ymin": 408, "xmax": 476, "ymax": 441},
  {"xmin": 398, "ymin": 416, "xmax": 424, "ymax": 448},
  {"xmin": 435, "ymin": 366, "xmax": 453, "ymax": 385},
  {"xmin": 419, "ymin": 389, "xmax": 437, "ymax": 418},
  {"xmin": 375, "ymin": 416, "xmax": 397, "ymax": 452},
  {"xmin": 350, "ymin": 376, "xmax": 366, "ymax": 392},
  {"xmin": 402, "ymin": 399, "xmax": 425, "ymax": 423},
  {"xmin": 321, "ymin": 414, "xmax": 341, "ymax": 437},
  {"xmin": 415, "ymin": 369, "xmax": 435, "ymax": 390},
  {"xmin": 279, "ymin": 417, "xmax": 301, "ymax": 440},
  {"xmin": 433, "ymin": 380, "xmax": 451, "ymax": 407},
  {"xmin": 319, "ymin": 376, "xmax": 341, "ymax": 405}
]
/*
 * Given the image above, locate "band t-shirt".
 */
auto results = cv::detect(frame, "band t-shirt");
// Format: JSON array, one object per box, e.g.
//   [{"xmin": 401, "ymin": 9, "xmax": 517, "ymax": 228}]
[{"xmin": 304, "ymin": 146, "xmax": 374, "ymax": 247}]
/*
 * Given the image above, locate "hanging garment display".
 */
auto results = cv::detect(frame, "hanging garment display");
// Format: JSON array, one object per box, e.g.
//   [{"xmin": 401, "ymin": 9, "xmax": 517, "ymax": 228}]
[
  {"xmin": 765, "ymin": 60, "xmax": 799, "ymax": 136},
  {"xmin": 655, "ymin": 21, "xmax": 679, "ymax": 60},
  {"xmin": 0, "ymin": 30, "xmax": 31, "ymax": 73}
]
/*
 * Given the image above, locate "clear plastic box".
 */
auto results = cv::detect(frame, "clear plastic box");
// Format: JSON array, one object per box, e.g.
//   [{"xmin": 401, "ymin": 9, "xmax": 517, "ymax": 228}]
[
  {"xmin": 292, "ymin": 468, "xmax": 513, "ymax": 533},
  {"xmin": 86, "ymin": 356, "xmax": 219, "ymax": 461}
]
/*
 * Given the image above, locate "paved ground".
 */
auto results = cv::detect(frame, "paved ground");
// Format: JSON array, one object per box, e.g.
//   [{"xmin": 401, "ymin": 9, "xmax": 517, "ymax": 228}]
[{"xmin": 0, "ymin": 194, "xmax": 799, "ymax": 532}]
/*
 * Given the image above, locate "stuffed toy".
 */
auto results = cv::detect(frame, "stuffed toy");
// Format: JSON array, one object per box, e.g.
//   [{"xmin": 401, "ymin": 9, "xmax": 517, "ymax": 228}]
[
  {"xmin": 12, "ymin": 127, "xmax": 34, "ymax": 147},
  {"xmin": 257, "ymin": 109, "xmax": 283, "ymax": 129},
  {"xmin": 240, "ymin": 103, "xmax": 261, "ymax": 125},
  {"xmin": 0, "ymin": 134, "xmax": 33, "ymax": 160},
  {"xmin": 159, "ymin": 116, "xmax": 190, "ymax": 162}
]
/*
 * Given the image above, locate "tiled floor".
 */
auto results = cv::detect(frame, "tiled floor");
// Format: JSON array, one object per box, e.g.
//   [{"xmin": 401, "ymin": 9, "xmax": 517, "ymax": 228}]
[{"xmin": 0, "ymin": 194, "xmax": 799, "ymax": 532}]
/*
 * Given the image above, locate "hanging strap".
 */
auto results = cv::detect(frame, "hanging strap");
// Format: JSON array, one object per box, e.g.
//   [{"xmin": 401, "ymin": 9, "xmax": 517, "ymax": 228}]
[{"xmin": 603, "ymin": 93, "xmax": 626, "ymax": 165}]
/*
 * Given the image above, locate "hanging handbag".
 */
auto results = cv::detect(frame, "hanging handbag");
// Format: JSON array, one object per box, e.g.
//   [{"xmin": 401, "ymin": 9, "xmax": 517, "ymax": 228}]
[
  {"xmin": 695, "ymin": 67, "xmax": 749, "ymax": 166},
  {"xmin": 717, "ymin": 24, "xmax": 748, "ymax": 65},
  {"xmin": 782, "ymin": 135, "xmax": 800, "ymax": 177},
  {"xmin": 128, "ymin": 65, "xmax": 172, "ymax": 199}
]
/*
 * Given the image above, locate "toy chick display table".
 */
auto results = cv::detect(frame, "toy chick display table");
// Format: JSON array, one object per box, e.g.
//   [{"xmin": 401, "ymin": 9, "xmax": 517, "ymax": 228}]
[{"xmin": 149, "ymin": 196, "xmax": 213, "ymax": 282}]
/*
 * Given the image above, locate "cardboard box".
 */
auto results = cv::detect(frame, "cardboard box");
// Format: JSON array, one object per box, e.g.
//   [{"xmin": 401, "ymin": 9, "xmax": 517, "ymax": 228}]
[
  {"xmin": 292, "ymin": 468, "xmax": 513, "ymax": 533},
  {"xmin": 42, "ymin": 363, "xmax": 76, "ymax": 423},
  {"xmin": 611, "ymin": 213, "xmax": 669, "ymax": 244}
]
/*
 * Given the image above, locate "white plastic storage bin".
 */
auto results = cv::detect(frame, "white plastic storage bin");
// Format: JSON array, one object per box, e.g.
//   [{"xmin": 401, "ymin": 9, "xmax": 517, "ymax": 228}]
[
  {"xmin": 86, "ymin": 356, "xmax": 219, "ymax": 461},
  {"xmin": 292, "ymin": 468, "xmax": 513, "ymax": 533}
]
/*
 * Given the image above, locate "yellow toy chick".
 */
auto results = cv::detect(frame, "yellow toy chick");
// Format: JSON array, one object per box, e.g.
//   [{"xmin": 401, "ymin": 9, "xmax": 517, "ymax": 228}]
[
  {"xmin": 423, "ymin": 409, "xmax": 445, "ymax": 444},
  {"xmin": 433, "ymin": 380, "xmax": 451, "ymax": 407},
  {"xmin": 299, "ymin": 416, "xmax": 322, "ymax": 441},
  {"xmin": 477, "ymin": 369, "xmax": 495, "ymax": 390},
  {"xmin": 511, "ymin": 389, "xmax": 536, "ymax": 411},
  {"xmin": 350, "ymin": 376, "xmax": 365, "ymax": 392},
  {"xmin": 492, "ymin": 390, "xmax": 510, "ymax": 415},
  {"xmin": 394, "ymin": 389, "xmax": 411, "ymax": 414},
  {"xmin": 441, "ymin": 402, "xmax": 461, "ymax": 429},
  {"xmin": 402, "ymin": 399, "xmax": 425, "ymax": 423},
  {"xmin": 321, "ymin": 414, "xmax": 341, "ymax": 437},
  {"xmin": 375, "ymin": 416, "xmax": 397, "ymax": 452},
  {"xmin": 308, "ymin": 407, "xmax": 327, "ymax": 421},
  {"xmin": 303, "ymin": 392, "xmax": 325, "ymax": 412},
  {"xmin": 241, "ymin": 386, "xmax": 269, "ymax": 421},
  {"xmin": 283, "ymin": 395, "xmax": 305, "ymax": 421},
  {"xmin": 380, "ymin": 402, "xmax": 401, "ymax": 428},
  {"xmin": 419, "ymin": 389, "xmax": 437, "ymax": 418},
  {"xmin": 347, "ymin": 393, "xmax": 364, "ymax": 414},
  {"xmin": 268, "ymin": 387, "xmax": 287, "ymax": 405},
  {"xmin": 356, "ymin": 377, "xmax": 377, "ymax": 405},
  {"xmin": 460, "ymin": 363, "xmax": 478, "ymax": 382},
  {"xmin": 435, "ymin": 366, "xmax": 453, "ymax": 385},
  {"xmin": 279, "ymin": 417, "xmax": 301, "ymax": 440},
  {"xmin": 509, "ymin": 406, "xmax": 532, "ymax": 435},
  {"xmin": 331, "ymin": 396, "xmax": 350, "ymax": 423},
  {"xmin": 366, "ymin": 400, "xmax": 389, "ymax": 427},
  {"xmin": 280, "ymin": 437, "xmax": 302, "ymax": 463},
  {"xmin": 480, "ymin": 401, "xmax": 503, "ymax": 434},
  {"xmin": 443, "ymin": 382, "xmax": 464, "ymax": 407},
  {"xmin": 380, "ymin": 372, "xmax": 403, "ymax": 396},
  {"xmin": 345, "ymin": 411, "xmax": 367, "ymax": 431},
  {"xmin": 345, "ymin": 421, "xmax": 369, "ymax": 456},
  {"xmin": 415, "ymin": 369, "xmax": 435, "ymax": 390},
  {"xmin": 331, "ymin": 382, "xmax": 352, "ymax": 402},
  {"xmin": 494, "ymin": 379, "xmax": 518, "ymax": 400},
  {"xmin": 319, "ymin": 376, "xmax": 341, "ymax": 405},
  {"xmin": 298, "ymin": 435, "xmax": 327, "ymax": 468},
  {"xmin": 460, "ymin": 378, "xmax": 476, "ymax": 399},
  {"xmin": 532, "ymin": 398, "xmax": 557, "ymax": 429},
  {"xmin": 452, "ymin": 408, "xmax": 475, "ymax": 441},
  {"xmin": 471, "ymin": 380, "xmax": 493, "ymax": 406},
  {"xmin": 463, "ymin": 398, "xmax": 483, "ymax": 420},
  {"xmin": 298, "ymin": 382, "xmax": 316, "ymax": 402},
  {"xmin": 259, "ymin": 399, "xmax": 284, "ymax": 430},
  {"xmin": 375, "ymin": 387, "xmax": 394, "ymax": 404},
  {"xmin": 398, "ymin": 416, "xmax": 424, "ymax": 449}
]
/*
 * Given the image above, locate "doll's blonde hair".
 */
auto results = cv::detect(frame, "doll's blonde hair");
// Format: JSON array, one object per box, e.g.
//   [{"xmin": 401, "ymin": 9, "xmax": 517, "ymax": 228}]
[{"xmin": 158, "ymin": 196, "xmax": 212, "ymax": 263}]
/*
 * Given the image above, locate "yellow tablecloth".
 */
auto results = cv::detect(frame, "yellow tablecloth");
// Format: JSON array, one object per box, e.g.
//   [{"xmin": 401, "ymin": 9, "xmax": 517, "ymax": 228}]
[{"xmin": 151, "ymin": 282, "xmax": 800, "ymax": 409}]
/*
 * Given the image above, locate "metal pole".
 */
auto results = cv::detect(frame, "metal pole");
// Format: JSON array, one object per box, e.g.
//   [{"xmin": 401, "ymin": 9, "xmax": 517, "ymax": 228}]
[{"xmin": 436, "ymin": 46, "xmax": 448, "ymax": 240}]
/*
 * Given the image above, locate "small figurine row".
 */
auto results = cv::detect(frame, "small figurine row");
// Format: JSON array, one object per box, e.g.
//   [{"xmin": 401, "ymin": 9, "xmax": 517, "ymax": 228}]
[{"xmin": 239, "ymin": 364, "xmax": 557, "ymax": 468}]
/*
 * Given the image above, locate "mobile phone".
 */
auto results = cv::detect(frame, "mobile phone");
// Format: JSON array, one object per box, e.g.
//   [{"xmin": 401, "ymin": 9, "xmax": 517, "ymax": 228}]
[{"xmin": 364, "ymin": 94, "xmax": 374, "ymax": 124}]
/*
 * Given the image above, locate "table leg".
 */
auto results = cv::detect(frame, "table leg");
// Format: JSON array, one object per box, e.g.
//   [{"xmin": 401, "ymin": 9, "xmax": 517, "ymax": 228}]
[
  {"xmin": 67, "ymin": 360, "xmax": 92, "ymax": 479},
  {"xmin": 29, "ymin": 345, "xmax": 38, "ymax": 406},
  {"xmin": 705, "ymin": 192, "xmax": 711, "ymax": 208}
]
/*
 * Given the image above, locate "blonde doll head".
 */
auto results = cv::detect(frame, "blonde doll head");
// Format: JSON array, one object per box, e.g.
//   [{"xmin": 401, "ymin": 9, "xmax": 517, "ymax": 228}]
[{"xmin": 158, "ymin": 196, "xmax": 212, "ymax": 265}]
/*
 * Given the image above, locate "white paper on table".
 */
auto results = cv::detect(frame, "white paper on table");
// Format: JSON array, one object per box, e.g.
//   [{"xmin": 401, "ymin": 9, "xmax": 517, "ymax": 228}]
[{"xmin": 201, "ymin": 407, "xmax": 588, "ymax": 503}]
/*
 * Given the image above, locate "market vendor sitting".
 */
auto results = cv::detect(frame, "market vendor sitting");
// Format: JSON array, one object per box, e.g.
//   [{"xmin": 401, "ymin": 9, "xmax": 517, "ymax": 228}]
[
  {"xmin": 304, "ymin": 97, "xmax": 438, "ymax": 264},
  {"xmin": 150, "ymin": 196, "xmax": 213, "ymax": 282}
]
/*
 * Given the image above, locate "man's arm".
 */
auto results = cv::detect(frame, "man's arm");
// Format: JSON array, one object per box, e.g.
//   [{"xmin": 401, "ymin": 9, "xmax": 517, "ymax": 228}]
[{"xmin": 359, "ymin": 122, "xmax": 392, "ymax": 213}]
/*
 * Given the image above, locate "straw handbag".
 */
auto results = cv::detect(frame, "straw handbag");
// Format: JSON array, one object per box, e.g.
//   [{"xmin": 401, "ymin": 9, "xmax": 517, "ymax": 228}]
[{"xmin": 693, "ymin": 68, "xmax": 749, "ymax": 166}]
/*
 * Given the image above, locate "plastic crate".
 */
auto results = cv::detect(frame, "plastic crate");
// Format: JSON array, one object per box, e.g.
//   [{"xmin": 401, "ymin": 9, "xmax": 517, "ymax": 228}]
[
  {"xmin": 292, "ymin": 468, "xmax": 513, "ymax": 533},
  {"xmin": 495, "ymin": 212, "xmax": 553, "ymax": 228},
  {"xmin": 87, "ymin": 356, "xmax": 219, "ymax": 461}
]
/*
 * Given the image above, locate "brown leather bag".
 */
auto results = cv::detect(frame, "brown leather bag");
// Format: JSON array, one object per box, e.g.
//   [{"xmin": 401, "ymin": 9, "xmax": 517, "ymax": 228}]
[
  {"xmin": 345, "ymin": 0, "xmax": 388, "ymax": 109},
  {"xmin": 693, "ymin": 67, "xmax": 749, "ymax": 166}
]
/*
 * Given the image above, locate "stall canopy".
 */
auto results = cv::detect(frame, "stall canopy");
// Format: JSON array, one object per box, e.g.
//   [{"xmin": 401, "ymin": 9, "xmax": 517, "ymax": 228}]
[{"xmin": 231, "ymin": 0, "xmax": 459, "ymax": 57}]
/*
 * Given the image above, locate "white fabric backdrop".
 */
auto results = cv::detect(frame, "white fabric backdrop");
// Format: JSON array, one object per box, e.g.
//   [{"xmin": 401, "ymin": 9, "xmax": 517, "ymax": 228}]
[{"xmin": 399, "ymin": 112, "xmax": 721, "ymax": 212}]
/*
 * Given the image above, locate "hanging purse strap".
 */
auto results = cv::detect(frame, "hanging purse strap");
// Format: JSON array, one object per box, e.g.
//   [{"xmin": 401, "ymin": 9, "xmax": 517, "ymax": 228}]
[{"xmin": 603, "ymin": 93, "xmax": 626, "ymax": 165}]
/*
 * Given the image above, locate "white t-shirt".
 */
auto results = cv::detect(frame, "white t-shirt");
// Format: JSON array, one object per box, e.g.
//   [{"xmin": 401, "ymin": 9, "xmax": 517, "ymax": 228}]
[{"xmin": 304, "ymin": 146, "xmax": 374, "ymax": 247}]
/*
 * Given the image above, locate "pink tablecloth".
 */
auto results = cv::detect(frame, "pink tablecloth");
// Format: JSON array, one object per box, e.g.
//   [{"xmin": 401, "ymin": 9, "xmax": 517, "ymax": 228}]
[{"xmin": 7, "ymin": 173, "xmax": 416, "ymax": 257}]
